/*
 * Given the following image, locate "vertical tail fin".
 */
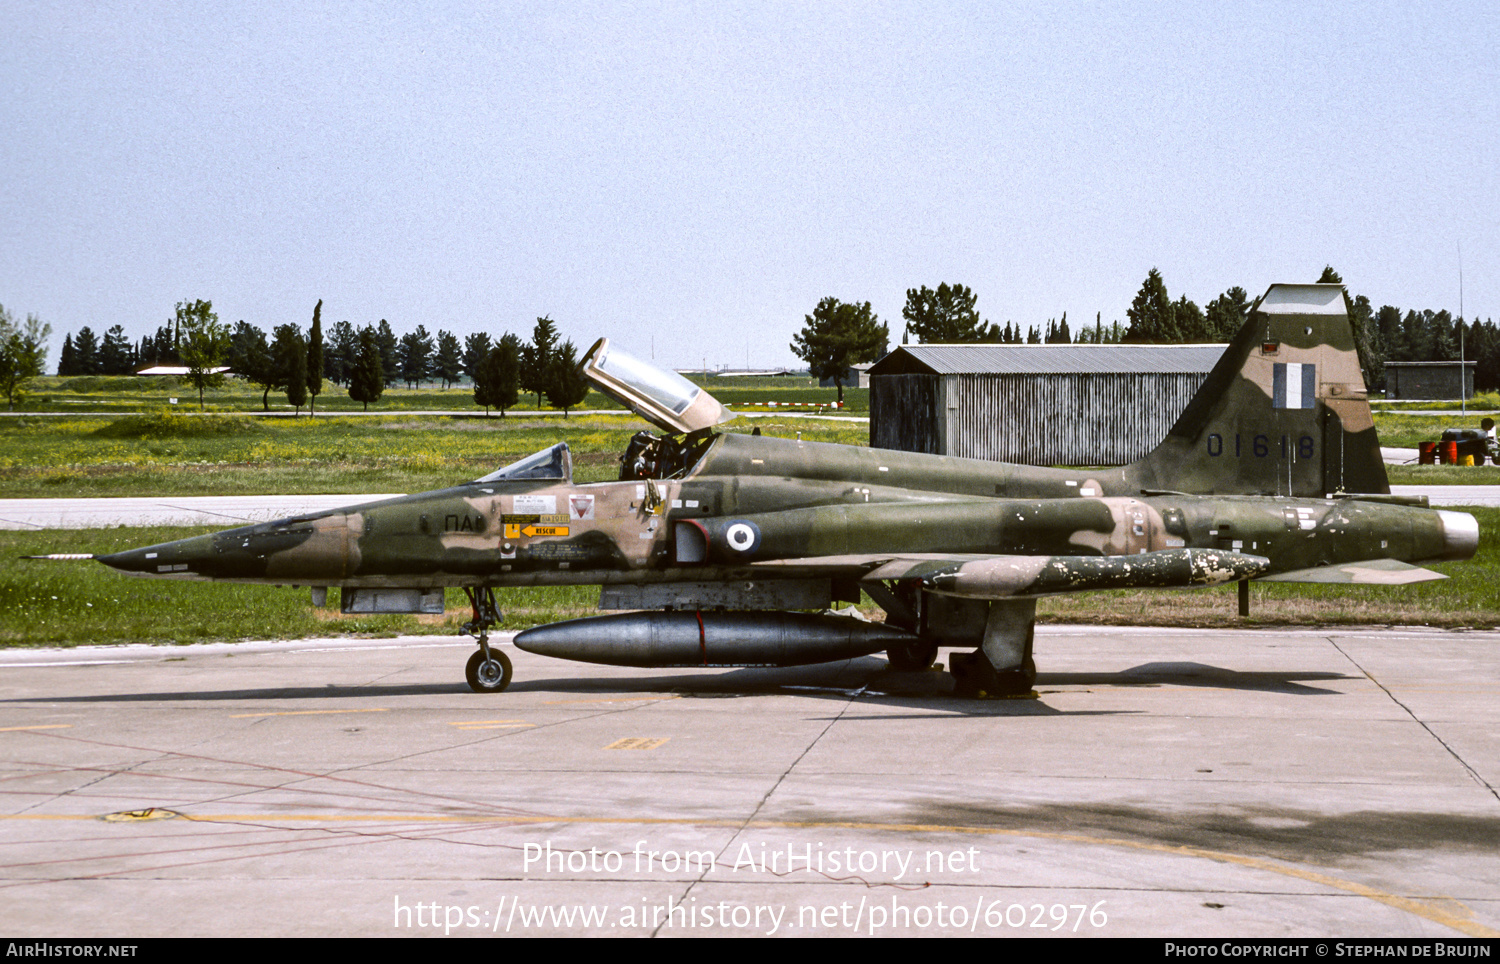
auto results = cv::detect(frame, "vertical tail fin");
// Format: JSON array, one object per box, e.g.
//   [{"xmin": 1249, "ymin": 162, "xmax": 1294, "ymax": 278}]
[{"xmin": 1125, "ymin": 283, "xmax": 1389, "ymax": 497}]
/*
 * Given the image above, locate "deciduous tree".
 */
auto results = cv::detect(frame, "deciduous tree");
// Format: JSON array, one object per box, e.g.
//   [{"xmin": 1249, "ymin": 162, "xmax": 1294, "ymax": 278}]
[
  {"xmin": 228, "ymin": 321, "xmax": 276, "ymax": 410},
  {"xmin": 0, "ymin": 306, "xmax": 51, "ymax": 410},
  {"xmin": 176, "ymin": 299, "xmax": 228, "ymax": 410},
  {"xmin": 790, "ymin": 297, "xmax": 888, "ymax": 403}
]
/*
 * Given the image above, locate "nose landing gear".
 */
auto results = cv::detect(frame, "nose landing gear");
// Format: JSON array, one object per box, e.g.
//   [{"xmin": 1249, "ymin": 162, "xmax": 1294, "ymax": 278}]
[{"xmin": 462, "ymin": 587, "xmax": 511, "ymax": 693}]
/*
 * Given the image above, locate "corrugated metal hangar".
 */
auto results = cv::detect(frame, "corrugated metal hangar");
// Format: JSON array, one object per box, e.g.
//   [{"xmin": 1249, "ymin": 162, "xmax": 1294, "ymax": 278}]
[
  {"xmin": 868, "ymin": 343, "xmax": 1227, "ymax": 467},
  {"xmin": 1383, "ymin": 361, "xmax": 1474, "ymax": 401}
]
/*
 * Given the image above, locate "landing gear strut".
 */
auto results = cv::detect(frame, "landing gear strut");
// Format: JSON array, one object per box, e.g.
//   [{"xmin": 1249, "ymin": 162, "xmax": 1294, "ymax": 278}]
[
  {"xmin": 868, "ymin": 579, "xmax": 939, "ymax": 671},
  {"xmin": 887, "ymin": 635, "xmax": 939, "ymax": 672},
  {"xmin": 462, "ymin": 587, "xmax": 511, "ymax": 693},
  {"xmin": 950, "ymin": 598, "xmax": 1037, "ymax": 698}
]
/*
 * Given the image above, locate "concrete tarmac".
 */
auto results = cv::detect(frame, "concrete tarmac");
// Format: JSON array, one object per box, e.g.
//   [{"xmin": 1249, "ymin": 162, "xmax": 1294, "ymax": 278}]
[{"xmin": 1, "ymin": 627, "xmax": 1497, "ymax": 938}]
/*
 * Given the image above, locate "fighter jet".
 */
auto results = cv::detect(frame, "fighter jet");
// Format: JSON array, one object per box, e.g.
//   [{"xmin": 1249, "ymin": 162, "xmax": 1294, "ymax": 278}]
[{"xmin": 94, "ymin": 284, "xmax": 1478, "ymax": 697}]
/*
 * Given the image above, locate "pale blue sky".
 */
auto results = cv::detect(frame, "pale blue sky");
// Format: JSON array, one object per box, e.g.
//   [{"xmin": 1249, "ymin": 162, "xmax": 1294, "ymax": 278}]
[{"xmin": 3, "ymin": 2, "xmax": 1496, "ymax": 370}]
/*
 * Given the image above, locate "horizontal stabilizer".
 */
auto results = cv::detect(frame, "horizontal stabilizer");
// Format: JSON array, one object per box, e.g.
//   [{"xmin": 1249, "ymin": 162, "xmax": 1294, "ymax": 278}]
[{"xmin": 1257, "ymin": 558, "xmax": 1448, "ymax": 585}]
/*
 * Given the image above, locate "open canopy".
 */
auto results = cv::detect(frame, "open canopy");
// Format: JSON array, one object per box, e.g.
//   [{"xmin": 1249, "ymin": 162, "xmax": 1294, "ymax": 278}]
[{"xmin": 580, "ymin": 338, "xmax": 735, "ymax": 435}]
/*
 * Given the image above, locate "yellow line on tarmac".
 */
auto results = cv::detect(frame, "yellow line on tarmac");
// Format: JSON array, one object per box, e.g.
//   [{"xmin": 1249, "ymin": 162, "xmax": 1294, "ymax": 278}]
[
  {"xmin": 543, "ymin": 696, "xmax": 680, "ymax": 705},
  {"xmin": 447, "ymin": 720, "xmax": 530, "ymax": 726},
  {"xmin": 229, "ymin": 709, "xmax": 390, "ymax": 718},
  {"xmin": 761, "ymin": 819, "xmax": 1500, "ymax": 939},
  {"xmin": 0, "ymin": 725, "xmax": 72, "ymax": 732}
]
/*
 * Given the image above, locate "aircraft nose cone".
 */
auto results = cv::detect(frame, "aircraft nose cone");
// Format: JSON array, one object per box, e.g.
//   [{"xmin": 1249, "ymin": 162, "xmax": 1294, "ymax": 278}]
[
  {"xmin": 95, "ymin": 546, "xmax": 155, "ymax": 574},
  {"xmin": 96, "ymin": 534, "xmax": 217, "ymax": 578}
]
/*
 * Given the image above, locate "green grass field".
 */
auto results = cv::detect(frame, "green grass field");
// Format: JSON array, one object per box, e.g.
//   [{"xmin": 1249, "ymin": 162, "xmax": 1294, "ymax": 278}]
[
  {"xmin": 0, "ymin": 410, "xmax": 869, "ymax": 497},
  {"xmin": 13, "ymin": 372, "xmax": 862, "ymax": 416}
]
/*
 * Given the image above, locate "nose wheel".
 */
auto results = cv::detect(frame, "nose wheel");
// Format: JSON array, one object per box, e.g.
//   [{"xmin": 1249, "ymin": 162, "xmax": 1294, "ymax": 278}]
[
  {"xmin": 466, "ymin": 648, "xmax": 513, "ymax": 693},
  {"xmin": 462, "ymin": 586, "xmax": 511, "ymax": 693}
]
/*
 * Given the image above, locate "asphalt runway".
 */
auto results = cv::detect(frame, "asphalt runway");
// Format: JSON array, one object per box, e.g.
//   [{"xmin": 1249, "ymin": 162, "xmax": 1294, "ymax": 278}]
[{"xmin": 1, "ymin": 627, "xmax": 1496, "ymax": 938}]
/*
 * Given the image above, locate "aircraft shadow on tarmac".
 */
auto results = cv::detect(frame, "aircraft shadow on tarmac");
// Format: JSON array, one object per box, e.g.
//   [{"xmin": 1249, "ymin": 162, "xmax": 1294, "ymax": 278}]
[
  {"xmin": 906, "ymin": 800, "xmax": 1500, "ymax": 865},
  {"xmin": 4, "ymin": 656, "xmax": 1350, "ymax": 712},
  {"xmin": 1043, "ymin": 661, "xmax": 1352, "ymax": 695}
]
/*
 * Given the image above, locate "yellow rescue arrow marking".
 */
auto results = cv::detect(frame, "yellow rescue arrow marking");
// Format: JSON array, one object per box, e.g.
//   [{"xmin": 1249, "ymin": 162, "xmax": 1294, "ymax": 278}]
[{"xmin": 505, "ymin": 523, "xmax": 570, "ymax": 538}]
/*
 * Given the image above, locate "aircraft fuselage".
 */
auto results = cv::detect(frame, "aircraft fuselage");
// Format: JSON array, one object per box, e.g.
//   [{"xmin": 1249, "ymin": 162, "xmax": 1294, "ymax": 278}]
[{"xmin": 97, "ymin": 432, "xmax": 1474, "ymax": 592}]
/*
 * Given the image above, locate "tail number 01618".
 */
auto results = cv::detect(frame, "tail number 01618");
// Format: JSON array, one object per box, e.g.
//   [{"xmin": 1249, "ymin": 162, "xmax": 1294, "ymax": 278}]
[{"xmin": 1207, "ymin": 434, "xmax": 1315, "ymax": 459}]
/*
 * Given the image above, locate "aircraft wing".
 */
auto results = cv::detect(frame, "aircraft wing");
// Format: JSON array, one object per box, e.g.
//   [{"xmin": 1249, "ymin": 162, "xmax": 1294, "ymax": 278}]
[
  {"xmin": 1256, "ymin": 558, "xmax": 1448, "ymax": 585},
  {"xmin": 753, "ymin": 548, "xmax": 1271, "ymax": 599}
]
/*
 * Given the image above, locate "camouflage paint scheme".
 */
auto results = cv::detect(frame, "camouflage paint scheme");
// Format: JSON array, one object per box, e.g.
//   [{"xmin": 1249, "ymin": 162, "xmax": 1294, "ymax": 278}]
[{"xmin": 97, "ymin": 285, "xmax": 1478, "ymax": 697}]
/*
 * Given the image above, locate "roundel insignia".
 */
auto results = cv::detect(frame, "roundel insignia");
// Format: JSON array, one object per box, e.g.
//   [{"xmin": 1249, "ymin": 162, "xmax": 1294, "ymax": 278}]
[{"xmin": 722, "ymin": 521, "xmax": 760, "ymax": 555}]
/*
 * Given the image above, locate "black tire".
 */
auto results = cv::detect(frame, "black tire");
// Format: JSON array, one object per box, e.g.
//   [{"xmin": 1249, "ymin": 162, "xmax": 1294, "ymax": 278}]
[
  {"xmin": 465, "ymin": 649, "xmax": 513, "ymax": 693},
  {"xmin": 887, "ymin": 636, "xmax": 939, "ymax": 672}
]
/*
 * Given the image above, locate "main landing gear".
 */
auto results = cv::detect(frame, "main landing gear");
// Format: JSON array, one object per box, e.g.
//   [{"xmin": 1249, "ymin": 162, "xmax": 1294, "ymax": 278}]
[
  {"xmin": 867, "ymin": 580, "xmax": 940, "ymax": 672},
  {"xmin": 886, "ymin": 635, "xmax": 940, "ymax": 673},
  {"xmin": 874, "ymin": 581, "xmax": 1037, "ymax": 698},
  {"xmin": 462, "ymin": 586, "xmax": 512, "ymax": 693},
  {"xmin": 949, "ymin": 599, "xmax": 1037, "ymax": 698}
]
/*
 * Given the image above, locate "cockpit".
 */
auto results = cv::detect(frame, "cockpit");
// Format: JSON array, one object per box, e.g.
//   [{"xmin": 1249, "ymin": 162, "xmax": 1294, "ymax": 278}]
[
  {"xmin": 617, "ymin": 429, "xmax": 718, "ymax": 482},
  {"xmin": 471, "ymin": 434, "xmax": 715, "ymax": 487},
  {"xmin": 473, "ymin": 340, "xmax": 736, "ymax": 486},
  {"xmin": 579, "ymin": 338, "xmax": 736, "ymax": 482}
]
